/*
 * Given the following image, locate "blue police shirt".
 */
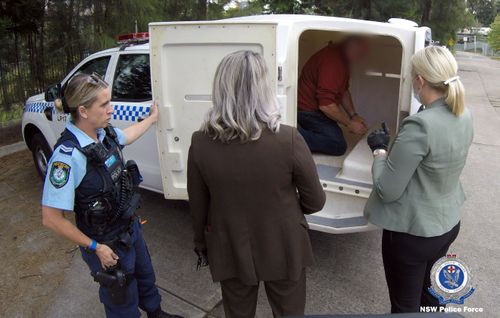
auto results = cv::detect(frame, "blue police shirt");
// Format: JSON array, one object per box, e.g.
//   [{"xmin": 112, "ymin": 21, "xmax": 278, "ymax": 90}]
[{"xmin": 41, "ymin": 121, "xmax": 127, "ymax": 211}]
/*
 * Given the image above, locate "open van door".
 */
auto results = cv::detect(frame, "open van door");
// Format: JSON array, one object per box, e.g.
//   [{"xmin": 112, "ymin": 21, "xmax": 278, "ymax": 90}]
[{"xmin": 149, "ymin": 22, "xmax": 277, "ymax": 199}]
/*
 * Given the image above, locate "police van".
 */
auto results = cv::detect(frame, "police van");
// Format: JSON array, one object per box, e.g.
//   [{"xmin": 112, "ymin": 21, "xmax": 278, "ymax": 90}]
[{"xmin": 22, "ymin": 15, "xmax": 432, "ymax": 234}]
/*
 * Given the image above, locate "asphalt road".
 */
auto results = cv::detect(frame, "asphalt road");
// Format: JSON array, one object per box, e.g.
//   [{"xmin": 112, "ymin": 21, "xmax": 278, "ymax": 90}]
[{"xmin": 2, "ymin": 51, "xmax": 499, "ymax": 317}]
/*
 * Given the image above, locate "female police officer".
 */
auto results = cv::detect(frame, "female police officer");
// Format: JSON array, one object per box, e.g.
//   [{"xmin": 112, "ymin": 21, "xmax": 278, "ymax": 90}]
[{"xmin": 41, "ymin": 73, "xmax": 182, "ymax": 318}]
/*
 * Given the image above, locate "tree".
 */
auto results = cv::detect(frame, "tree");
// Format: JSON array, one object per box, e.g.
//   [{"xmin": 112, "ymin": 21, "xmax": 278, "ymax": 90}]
[
  {"xmin": 0, "ymin": 0, "xmax": 45, "ymax": 103},
  {"xmin": 257, "ymin": 0, "xmax": 306, "ymax": 14},
  {"xmin": 423, "ymin": 0, "xmax": 474, "ymax": 46},
  {"xmin": 0, "ymin": 0, "xmax": 483, "ymax": 113},
  {"xmin": 488, "ymin": 15, "xmax": 500, "ymax": 52},
  {"xmin": 468, "ymin": 0, "xmax": 497, "ymax": 26}
]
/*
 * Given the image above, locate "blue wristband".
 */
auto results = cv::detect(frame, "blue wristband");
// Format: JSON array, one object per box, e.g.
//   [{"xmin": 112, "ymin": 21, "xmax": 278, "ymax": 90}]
[{"xmin": 89, "ymin": 239, "xmax": 97, "ymax": 251}]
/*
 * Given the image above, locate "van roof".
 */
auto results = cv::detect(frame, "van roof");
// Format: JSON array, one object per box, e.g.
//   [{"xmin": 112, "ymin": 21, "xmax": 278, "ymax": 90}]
[
  {"xmin": 96, "ymin": 14, "xmax": 423, "ymax": 57},
  {"xmin": 224, "ymin": 14, "xmax": 422, "ymax": 31},
  {"xmin": 148, "ymin": 14, "xmax": 422, "ymax": 31}
]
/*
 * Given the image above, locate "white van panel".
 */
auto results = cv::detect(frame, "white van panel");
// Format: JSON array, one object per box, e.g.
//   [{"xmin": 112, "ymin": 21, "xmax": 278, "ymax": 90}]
[
  {"xmin": 150, "ymin": 22, "xmax": 277, "ymax": 199},
  {"xmin": 149, "ymin": 15, "xmax": 430, "ymax": 233}
]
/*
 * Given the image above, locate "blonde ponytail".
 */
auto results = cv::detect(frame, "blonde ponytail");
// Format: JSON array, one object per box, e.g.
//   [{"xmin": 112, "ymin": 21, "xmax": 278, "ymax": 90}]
[
  {"xmin": 445, "ymin": 77, "xmax": 465, "ymax": 116},
  {"xmin": 54, "ymin": 98, "xmax": 64, "ymax": 113},
  {"xmin": 411, "ymin": 46, "xmax": 465, "ymax": 116}
]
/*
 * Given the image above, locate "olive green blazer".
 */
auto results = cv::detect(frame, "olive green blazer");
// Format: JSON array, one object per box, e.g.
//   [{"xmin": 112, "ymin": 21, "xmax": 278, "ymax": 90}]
[
  {"xmin": 187, "ymin": 125, "xmax": 326, "ymax": 285},
  {"xmin": 364, "ymin": 98, "xmax": 473, "ymax": 237}
]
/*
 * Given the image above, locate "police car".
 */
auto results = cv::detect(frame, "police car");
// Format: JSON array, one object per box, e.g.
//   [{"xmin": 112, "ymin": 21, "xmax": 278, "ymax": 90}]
[
  {"xmin": 23, "ymin": 32, "xmax": 163, "ymax": 195},
  {"xmin": 23, "ymin": 15, "xmax": 432, "ymax": 234}
]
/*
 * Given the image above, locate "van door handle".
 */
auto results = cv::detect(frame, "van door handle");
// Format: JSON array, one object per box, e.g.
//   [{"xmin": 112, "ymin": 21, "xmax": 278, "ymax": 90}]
[{"xmin": 44, "ymin": 107, "xmax": 53, "ymax": 121}]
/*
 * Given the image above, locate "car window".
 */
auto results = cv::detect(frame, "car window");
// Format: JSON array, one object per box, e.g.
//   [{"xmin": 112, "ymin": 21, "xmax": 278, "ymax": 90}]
[
  {"xmin": 111, "ymin": 54, "xmax": 151, "ymax": 102},
  {"xmin": 57, "ymin": 56, "xmax": 110, "ymax": 100},
  {"xmin": 74, "ymin": 56, "xmax": 111, "ymax": 78}
]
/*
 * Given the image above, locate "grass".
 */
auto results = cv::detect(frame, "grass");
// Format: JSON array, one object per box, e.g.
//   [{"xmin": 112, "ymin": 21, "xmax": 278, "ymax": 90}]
[
  {"xmin": 0, "ymin": 103, "xmax": 24, "ymax": 124},
  {"xmin": 491, "ymin": 56, "xmax": 500, "ymax": 61}
]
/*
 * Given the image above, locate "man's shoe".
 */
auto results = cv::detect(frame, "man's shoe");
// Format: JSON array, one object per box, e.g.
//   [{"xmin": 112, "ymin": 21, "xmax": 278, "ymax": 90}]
[{"xmin": 147, "ymin": 306, "xmax": 184, "ymax": 318}]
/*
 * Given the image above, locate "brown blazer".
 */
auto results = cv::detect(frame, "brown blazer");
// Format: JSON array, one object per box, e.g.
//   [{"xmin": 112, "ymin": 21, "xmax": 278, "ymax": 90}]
[{"xmin": 187, "ymin": 125, "xmax": 326, "ymax": 285}]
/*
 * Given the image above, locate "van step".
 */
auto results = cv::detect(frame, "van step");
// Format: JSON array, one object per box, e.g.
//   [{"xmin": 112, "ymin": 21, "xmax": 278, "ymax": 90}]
[
  {"xmin": 306, "ymin": 214, "xmax": 368, "ymax": 228},
  {"xmin": 316, "ymin": 164, "xmax": 371, "ymax": 188}
]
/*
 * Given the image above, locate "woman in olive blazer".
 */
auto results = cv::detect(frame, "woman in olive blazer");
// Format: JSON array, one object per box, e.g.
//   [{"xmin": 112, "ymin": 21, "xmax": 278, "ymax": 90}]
[
  {"xmin": 187, "ymin": 51, "xmax": 325, "ymax": 318},
  {"xmin": 365, "ymin": 46, "xmax": 473, "ymax": 313}
]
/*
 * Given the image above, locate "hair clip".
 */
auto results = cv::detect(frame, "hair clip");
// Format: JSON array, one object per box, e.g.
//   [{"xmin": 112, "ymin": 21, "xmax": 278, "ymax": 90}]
[{"xmin": 443, "ymin": 76, "xmax": 459, "ymax": 85}]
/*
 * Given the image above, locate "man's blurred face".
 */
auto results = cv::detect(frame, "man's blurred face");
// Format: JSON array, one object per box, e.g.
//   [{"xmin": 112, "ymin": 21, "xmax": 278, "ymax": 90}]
[{"xmin": 345, "ymin": 37, "xmax": 370, "ymax": 63}]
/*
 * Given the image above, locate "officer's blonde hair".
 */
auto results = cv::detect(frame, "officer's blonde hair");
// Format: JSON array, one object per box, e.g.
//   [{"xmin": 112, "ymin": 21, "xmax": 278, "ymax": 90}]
[
  {"xmin": 411, "ymin": 46, "xmax": 465, "ymax": 116},
  {"xmin": 54, "ymin": 73, "xmax": 109, "ymax": 121},
  {"xmin": 202, "ymin": 50, "xmax": 281, "ymax": 143}
]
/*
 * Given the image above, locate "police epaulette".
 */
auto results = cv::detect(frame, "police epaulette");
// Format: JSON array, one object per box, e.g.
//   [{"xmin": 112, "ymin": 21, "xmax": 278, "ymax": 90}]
[{"xmin": 59, "ymin": 144, "xmax": 74, "ymax": 156}]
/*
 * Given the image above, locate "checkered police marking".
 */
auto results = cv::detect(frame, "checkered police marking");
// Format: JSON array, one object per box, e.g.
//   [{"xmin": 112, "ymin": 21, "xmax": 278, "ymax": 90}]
[
  {"xmin": 112, "ymin": 104, "xmax": 150, "ymax": 122},
  {"xmin": 24, "ymin": 101, "xmax": 150, "ymax": 122},
  {"xmin": 24, "ymin": 101, "xmax": 54, "ymax": 113}
]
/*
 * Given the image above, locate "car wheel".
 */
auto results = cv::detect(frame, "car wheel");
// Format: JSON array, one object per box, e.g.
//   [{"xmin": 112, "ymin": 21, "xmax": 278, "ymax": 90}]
[{"xmin": 31, "ymin": 133, "xmax": 52, "ymax": 179}]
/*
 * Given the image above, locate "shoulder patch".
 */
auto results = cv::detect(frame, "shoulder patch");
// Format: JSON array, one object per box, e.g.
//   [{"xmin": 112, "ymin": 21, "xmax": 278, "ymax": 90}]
[
  {"xmin": 49, "ymin": 161, "xmax": 71, "ymax": 188},
  {"xmin": 59, "ymin": 144, "xmax": 74, "ymax": 156}
]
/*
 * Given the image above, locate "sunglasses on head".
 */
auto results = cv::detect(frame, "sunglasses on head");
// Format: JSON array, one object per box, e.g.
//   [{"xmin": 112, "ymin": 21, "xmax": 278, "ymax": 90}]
[
  {"xmin": 87, "ymin": 72, "xmax": 109, "ymax": 87},
  {"xmin": 60, "ymin": 72, "xmax": 108, "ymax": 114}
]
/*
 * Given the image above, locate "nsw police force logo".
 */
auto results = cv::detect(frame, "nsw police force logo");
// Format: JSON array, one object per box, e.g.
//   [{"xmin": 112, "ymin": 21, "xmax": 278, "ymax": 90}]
[
  {"xmin": 428, "ymin": 254, "xmax": 475, "ymax": 305},
  {"xmin": 49, "ymin": 161, "xmax": 71, "ymax": 188}
]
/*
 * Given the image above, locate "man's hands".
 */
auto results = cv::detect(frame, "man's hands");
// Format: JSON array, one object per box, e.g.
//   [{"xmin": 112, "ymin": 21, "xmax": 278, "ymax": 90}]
[
  {"xmin": 348, "ymin": 119, "xmax": 368, "ymax": 135},
  {"xmin": 317, "ymin": 102, "xmax": 367, "ymax": 135},
  {"xmin": 96, "ymin": 243, "xmax": 119, "ymax": 269},
  {"xmin": 351, "ymin": 114, "xmax": 367, "ymax": 126}
]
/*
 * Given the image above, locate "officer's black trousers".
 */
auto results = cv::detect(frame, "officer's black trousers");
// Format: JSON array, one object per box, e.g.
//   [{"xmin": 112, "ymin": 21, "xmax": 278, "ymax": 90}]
[{"xmin": 382, "ymin": 222, "xmax": 460, "ymax": 313}]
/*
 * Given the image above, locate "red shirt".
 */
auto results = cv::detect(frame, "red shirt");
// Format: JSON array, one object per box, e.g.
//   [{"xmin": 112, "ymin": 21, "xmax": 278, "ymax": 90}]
[{"xmin": 298, "ymin": 44, "xmax": 350, "ymax": 111}]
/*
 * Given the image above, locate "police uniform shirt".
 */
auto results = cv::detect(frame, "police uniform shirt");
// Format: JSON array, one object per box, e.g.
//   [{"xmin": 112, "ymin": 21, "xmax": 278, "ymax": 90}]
[{"xmin": 41, "ymin": 121, "xmax": 127, "ymax": 211}]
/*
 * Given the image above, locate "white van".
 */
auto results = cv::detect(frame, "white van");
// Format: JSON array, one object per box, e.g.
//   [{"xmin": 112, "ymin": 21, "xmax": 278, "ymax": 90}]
[
  {"xmin": 22, "ymin": 15, "xmax": 431, "ymax": 235},
  {"xmin": 149, "ymin": 15, "xmax": 431, "ymax": 234}
]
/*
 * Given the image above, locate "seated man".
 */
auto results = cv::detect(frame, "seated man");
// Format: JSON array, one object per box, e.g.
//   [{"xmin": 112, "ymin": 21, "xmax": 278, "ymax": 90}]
[{"xmin": 297, "ymin": 36, "xmax": 369, "ymax": 156}]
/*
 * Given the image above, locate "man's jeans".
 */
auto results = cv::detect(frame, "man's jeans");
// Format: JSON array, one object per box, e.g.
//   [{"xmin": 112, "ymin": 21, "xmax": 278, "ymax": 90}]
[{"xmin": 297, "ymin": 111, "xmax": 347, "ymax": 156}]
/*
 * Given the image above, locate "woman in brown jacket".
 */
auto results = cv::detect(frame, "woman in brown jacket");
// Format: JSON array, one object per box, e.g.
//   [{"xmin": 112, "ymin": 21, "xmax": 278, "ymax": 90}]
[{"xmin": 187, "ymin": 51, "xmax": 326, "ymax": 318}]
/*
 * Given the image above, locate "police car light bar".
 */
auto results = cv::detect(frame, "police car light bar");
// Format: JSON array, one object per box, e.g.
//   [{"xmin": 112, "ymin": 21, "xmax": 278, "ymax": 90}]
[{"xmin": 117, "ymin": 32, "xmax": 149, "ymax": 44}]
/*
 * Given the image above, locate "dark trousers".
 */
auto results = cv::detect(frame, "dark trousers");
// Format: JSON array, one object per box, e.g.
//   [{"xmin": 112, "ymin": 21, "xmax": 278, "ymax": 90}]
[
  {"xmin": 81, "ymin": 219, "xmax": 162, "ymax": 318},
  {"xmin": 297, "ymin": 110, "xmax": 347, "ymax": 156},
  {"xmin": 382, "ymin": 222, "xmax": 460, "ymax": 313},
  {"xmin": 220, "ymin": 269, "xmax": 306, "ymax": 318}
]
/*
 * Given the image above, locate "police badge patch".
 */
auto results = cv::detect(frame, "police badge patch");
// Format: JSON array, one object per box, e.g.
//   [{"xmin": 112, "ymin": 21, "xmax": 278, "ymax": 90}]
[
  {"xmin": 49, "ymin": 161, "xmax": 71, "ymax": 188},
  {"xmin": 428, "ymin": 254, "xmax": 475, "ymax": 305}
]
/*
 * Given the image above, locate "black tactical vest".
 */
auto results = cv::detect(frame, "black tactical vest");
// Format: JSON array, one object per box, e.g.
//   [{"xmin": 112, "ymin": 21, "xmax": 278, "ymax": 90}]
[{"xmin": 54, "ymin": 125, "xmax": 136, "ymax": 241}]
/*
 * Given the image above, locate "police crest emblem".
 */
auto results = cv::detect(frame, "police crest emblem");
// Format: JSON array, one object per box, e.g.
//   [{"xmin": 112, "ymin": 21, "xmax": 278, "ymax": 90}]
[
  {"xmin": 428, "ymin": 254, "xmax": 475, "ymax": 305},
  {"xmin": 49, "ymin": 161, "xmax": 71, "ymax": 188}
]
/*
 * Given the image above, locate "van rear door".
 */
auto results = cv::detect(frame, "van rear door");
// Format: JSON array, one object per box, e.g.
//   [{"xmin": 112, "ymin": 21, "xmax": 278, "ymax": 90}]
[{"xmin": 149, "ymin": 22, "xmax": 277, "ymax": 199}]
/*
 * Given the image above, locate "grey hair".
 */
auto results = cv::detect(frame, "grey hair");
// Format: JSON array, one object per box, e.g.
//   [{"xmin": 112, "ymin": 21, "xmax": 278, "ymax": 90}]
[{"xmin": 201, "ymin": 50, "xmax": 281, "ymax": 143}]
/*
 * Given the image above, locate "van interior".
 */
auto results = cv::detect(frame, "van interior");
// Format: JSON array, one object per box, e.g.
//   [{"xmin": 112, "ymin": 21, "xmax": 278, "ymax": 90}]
[{"xmin": 297, "ymin": 30, "xmax": 403, "ymax": 187}]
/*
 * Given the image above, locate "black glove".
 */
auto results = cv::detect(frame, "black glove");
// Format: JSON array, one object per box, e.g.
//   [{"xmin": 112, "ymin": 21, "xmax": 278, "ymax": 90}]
[
  {"xmin": 367, "ymin": 122, "xmax": 390, "ymax": 151},
  {"xmin": 194, "ymin": 247, "xmax": 209, "ymax": 270}
]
